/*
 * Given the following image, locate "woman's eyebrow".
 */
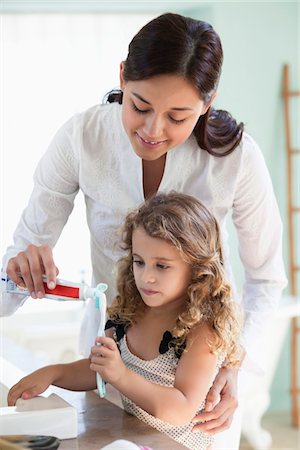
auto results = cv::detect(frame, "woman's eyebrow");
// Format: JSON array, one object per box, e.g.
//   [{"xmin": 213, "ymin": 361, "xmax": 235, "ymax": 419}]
[{"xmin": 132, "ymin": 92, "xmax": 193, "ymax": 111}]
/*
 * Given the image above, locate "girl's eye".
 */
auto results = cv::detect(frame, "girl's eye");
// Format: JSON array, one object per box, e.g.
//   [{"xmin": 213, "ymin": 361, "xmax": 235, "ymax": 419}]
[
  {"xmin": 131, "ymin": 102, "xmax": 149, "ymax": 114},
  {"xmin": 157, "ymin": 263, "xmax": 169, "ymax": 270},
  {"xmin": 133, "ymin": 259, "xmax": 144, "ymax": 267}
]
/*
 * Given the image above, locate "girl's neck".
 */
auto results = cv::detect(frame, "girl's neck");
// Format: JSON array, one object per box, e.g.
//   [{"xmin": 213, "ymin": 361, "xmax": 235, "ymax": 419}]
[{"xmin": 142, "ymin": 300, "xmax": 185, "ymax": 322}]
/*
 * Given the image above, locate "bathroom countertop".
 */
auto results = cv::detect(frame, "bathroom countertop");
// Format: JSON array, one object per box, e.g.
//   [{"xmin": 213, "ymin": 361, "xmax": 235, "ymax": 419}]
[{"xmin": 54, "ymin": 387, "xmax": 186, "ymax": 450}]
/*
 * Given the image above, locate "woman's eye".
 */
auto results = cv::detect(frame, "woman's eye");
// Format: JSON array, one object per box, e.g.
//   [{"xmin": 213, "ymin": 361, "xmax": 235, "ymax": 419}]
[
  {"xmin": 169, "ymin": 116, "xmax": 187, "ymax": 124},
  {"xmin": 131, "ymin": 102, "xmax": 149, "ymax": 114}
]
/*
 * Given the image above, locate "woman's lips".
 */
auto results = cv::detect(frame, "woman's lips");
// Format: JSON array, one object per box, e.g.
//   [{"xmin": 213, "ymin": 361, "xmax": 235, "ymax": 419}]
[{"xmin": 136, "ymin": 133, "xmax": 167, "ymax": 149}]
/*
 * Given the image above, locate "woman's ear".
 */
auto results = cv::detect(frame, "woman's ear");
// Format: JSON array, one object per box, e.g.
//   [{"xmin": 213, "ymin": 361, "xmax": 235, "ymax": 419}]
[
  {"xmin": 119, "ymin": 61, "xmax": 125, "ymax": 90},
  {"xmin": 203, "ymin": 91, "xmax": 217, "ymax": 114}
]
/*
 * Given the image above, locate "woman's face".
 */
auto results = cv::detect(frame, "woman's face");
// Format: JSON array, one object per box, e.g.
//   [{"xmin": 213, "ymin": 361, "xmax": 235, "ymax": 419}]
[{"xmin": 120, "ymin": 67, "xmax": 213, "ymax": 161}]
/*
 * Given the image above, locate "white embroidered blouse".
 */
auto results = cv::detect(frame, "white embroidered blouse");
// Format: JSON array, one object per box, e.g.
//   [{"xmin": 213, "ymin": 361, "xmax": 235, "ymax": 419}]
[{"xmin": 1, "ymin": 102, "xmax": 287, "ymax": 371}]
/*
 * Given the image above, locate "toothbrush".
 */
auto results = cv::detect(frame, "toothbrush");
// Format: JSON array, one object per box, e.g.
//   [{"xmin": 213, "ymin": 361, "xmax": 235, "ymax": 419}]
[{"xmin": 93, "ymin": 282, "xmax": 108, "ymax": 398}]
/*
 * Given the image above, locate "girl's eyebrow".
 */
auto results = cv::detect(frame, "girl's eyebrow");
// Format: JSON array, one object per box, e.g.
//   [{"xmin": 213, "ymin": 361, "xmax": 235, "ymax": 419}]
[
  {"xmin": 132, "ymin": 92, "xmax": 193, "ymax": 111},
  {"xmin": 133, "ymin": 252, "xmax": 174, "ymax": 262}
]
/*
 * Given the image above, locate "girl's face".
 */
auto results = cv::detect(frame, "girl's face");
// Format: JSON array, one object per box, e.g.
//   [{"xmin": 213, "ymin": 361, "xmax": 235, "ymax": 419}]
[
  {"xmin": 132, "ymin": 226, "xmax": 192, "ymax": 311},
  {"xmin": 120, "ymin": 66, "xmax": 213, "ymax": 161}
]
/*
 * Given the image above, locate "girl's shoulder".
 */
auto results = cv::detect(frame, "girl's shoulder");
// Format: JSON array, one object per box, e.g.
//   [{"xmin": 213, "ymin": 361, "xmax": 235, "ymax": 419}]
[{"xmin": 186, "ymin": 321, "xmax": 215, "ymax": 346}]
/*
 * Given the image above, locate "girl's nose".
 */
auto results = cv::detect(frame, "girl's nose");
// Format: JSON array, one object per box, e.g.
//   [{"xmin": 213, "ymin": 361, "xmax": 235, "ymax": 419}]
[{"xmin": 141, "ymin": 266, "xmax": 156, "ymax": 283}]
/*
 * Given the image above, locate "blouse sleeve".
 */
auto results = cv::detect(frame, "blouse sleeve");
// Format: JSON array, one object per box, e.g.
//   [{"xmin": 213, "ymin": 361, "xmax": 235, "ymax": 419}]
[
  {"xmin": 232, "ymin": 135, "xmax": 287, "ymax": 373},
  {"xmin": 1, "ymin": 115, "xmax": 81, "ymax": 316}
]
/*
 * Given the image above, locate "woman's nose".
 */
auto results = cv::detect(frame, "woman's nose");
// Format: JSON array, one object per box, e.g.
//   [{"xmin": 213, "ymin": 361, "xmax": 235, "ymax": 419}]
[{"xmin": 144, "ymin": 114, "xmax": 164, "ymax": 139}]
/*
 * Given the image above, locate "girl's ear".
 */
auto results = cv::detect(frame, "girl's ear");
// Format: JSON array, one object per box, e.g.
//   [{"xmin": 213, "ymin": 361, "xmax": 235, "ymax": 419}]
[{"xmin": 119, "ymin": 61, "xmax": 125, "ymax": 90}]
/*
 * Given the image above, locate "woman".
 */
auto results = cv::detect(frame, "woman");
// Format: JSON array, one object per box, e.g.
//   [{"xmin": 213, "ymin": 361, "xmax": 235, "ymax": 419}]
[{"xmin": 2, "ymin": 12, "xmax": 286, "ymax": 449}]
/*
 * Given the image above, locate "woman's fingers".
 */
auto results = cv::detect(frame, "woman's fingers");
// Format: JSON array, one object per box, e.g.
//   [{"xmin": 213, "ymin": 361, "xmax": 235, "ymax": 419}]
[
  {"xmin": 6, "ymin": 258, "xmax": 25, "ymax": 288},
  {"xmin": 38, "ymin": 245, "xmax": 58, "ymax": 290},
  {"xmin": 6, "ymin": 244, "xmax": 58, "ymax": 298}
]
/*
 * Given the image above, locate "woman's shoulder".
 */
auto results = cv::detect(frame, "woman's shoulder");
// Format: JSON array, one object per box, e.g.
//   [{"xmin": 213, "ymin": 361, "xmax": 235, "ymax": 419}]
[
  {"xmin": 239, "ymin": 132, "xmax": 262, "ymax": 154},
  {"xmin": 185, "ymin": 130, "xmax": 262, "ymax": 161},
  {"xmin": 237, "ymin": 132, "xmax": 268, "ymax": 176},
  {"xmin": 51, "ymin": 102, "xmax": 121, "ymax": 142},
  {"xmin": 210, "ymin": 131, "xmax": 266, "ymax": 174},
  {"xmin": 54, "ymin": 103, "xmax": 124, "ymax": 160},
  {"xmin": 70, "ymin": 102, "xmax": 122, "ymax": 131}
]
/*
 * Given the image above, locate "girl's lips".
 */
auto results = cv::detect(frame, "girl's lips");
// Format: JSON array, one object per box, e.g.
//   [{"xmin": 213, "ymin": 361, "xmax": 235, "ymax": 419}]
[
  {"xmin": 136, "ymin": 133, "xmax": 167, "ymax": 149},
  {"xmin": 140, "ymin": 288, "xmax": 159, "ymax": 296}
]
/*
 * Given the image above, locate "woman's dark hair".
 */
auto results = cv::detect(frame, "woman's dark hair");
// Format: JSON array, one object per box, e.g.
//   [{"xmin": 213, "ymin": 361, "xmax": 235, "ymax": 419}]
[{"xmin": 105, "ymin": 13, "xmax": 244, "ymax": 156}]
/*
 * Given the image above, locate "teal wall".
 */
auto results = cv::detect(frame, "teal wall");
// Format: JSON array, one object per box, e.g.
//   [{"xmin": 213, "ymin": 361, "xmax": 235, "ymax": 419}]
[{"xmin": 3, "ymin": 0, "xmax": 299, "ymax": 412}]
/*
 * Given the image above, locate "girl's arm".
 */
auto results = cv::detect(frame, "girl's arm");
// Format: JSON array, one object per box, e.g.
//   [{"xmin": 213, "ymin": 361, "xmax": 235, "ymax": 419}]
[
  {"xmin": 91, "ymin": 325, "xmax": 218, "ymax": 426},
  {"xmin": 7, "ymin": 359, "xmax": 96, "ymax": 406}
]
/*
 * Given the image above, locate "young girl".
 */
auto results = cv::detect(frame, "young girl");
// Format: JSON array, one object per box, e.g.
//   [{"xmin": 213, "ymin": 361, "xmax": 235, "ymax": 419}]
[{"xmin": 8, "ymin": 192, "xmax": 242, "ymax": 450}]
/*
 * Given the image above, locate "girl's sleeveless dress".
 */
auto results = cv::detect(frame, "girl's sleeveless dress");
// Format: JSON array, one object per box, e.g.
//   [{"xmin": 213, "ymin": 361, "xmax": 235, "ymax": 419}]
[{"xmin": 105, "ymin": 320, "xmax": 222, "ymax": 450}]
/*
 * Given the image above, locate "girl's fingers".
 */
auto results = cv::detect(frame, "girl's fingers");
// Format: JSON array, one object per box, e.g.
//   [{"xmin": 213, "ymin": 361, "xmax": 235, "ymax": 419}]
[
  {"xmin": 95, "ymin": 336, "xmax": 118, "ymax": 350},
  {"xmin": 7, "ymin": 384, "xmax": 30, "ymax": 406}
]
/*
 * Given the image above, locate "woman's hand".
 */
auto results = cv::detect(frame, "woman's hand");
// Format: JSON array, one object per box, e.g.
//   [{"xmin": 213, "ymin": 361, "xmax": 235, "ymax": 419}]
[
  {"xmin": 6, "ymin": 244, "xmax": 59, "ymax": 298},
  {"xmin": 192, "ymin": 366, "xmax": 239, "ymax": 434},
  {"xmin": 90, "ymin": 336, "xmax": 127, "ymax": 386},
  {"xmin": 7, "ymin": 366, "xmax": 58, "ymax": 406}
]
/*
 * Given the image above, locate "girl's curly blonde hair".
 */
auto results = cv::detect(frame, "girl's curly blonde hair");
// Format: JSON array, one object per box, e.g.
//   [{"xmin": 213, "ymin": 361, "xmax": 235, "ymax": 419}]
[{"xmin": 108, "ymin": 192, "xmax": 242, "ymax": 365}]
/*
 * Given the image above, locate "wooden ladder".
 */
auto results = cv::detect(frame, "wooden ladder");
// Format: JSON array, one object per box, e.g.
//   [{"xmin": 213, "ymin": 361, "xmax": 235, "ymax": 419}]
[{"xmin": 282, "ymin": 63, "xmax": 300, "ymax": 427}]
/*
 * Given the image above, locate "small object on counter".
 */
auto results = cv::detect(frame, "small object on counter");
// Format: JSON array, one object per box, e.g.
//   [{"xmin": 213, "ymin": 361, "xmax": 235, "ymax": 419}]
[
  {"xmin": 0, "ymin": 435, "xmax": 60, "ymax": 449},
  {"xmin": 100, "ymin": 440, "xmax": 153, "ymax": 450},
  {"xmin": 0, "ymin": 394, "xmax": 77, "ymax": 439}
]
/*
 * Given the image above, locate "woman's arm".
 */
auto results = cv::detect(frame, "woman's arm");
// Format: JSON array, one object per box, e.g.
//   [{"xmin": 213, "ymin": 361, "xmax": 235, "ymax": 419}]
[
  {"xmin": 91, "ymin": 325, "xmax": 218, "ymax": 426},
  {"xmin": 231, "ymin": 135, "xmax": 287, "ymax": 370},
  {"xmin": 7, "ymin": 359, "xmax": 96, "ymax": 406},
  {"xmin": 1, "ymin": 116, "xmax": 80, "ymax": 313}
]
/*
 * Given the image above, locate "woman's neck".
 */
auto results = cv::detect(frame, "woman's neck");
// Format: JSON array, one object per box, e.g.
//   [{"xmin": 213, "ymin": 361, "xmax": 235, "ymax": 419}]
[{"xmin": 142, "ymin": 154, "xmax": 166, "ymax": 199}]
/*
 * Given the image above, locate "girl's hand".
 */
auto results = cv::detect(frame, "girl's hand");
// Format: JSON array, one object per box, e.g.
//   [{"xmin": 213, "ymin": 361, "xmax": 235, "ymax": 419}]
[
  {"xmin": 192, "ymin": 366, "xmax": 239, "ymax": 434},
  {"xmin": 7, "ymin": 366, "xmax": 57, "ymax": 406},
  {"xmin": 6, "ymin": 244, "xmax": 59, "ymax": 299},
  {"xmin": 90, "ymin": 336, "xmax": 127, "ymax": 386}
]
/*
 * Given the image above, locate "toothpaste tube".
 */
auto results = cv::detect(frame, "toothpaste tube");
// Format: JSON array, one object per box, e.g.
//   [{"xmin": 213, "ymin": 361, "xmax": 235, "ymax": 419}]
[{"xmin": 0, "ymin": 271, "xmax": 106, "ymax": 301}]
